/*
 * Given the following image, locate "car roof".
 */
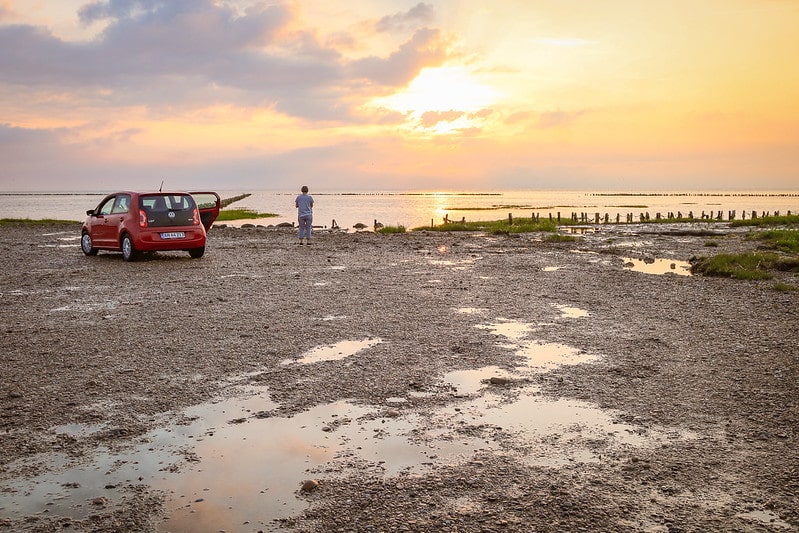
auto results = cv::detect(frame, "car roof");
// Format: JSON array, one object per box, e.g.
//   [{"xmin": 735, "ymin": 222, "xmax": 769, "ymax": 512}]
[{"xmin": 109, "ymin": 191, "xmax": 195, "ymax": 196}]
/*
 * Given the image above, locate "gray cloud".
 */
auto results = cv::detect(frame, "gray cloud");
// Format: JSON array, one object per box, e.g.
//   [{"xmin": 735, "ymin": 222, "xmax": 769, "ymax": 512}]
[
  {"xmin": 0, "ymin": 1, "xmax": 453, "ymax": 121},
  {"xmin": 375, "ymin": 2, "xmax": 435, "ymax": 33},
  {"xmin": 349, "ymin": 28, "xmax": 449, "ymax": 87}
]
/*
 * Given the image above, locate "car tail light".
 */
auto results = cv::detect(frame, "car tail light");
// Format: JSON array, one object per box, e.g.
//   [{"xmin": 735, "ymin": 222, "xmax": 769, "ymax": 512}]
[
  {"xmin": 139, "ymin": 209, "xmax": 148, "ymax": 228},
  {"xmin": 192, "ymin": 207, "xmax": 200, "ymax": 225}
]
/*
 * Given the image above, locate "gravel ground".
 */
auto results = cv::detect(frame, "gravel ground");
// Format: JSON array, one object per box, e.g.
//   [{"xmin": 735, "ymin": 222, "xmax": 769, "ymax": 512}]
[{"xmin": 0, "ymin": 221, "xmax": 797, "ymax": 532}]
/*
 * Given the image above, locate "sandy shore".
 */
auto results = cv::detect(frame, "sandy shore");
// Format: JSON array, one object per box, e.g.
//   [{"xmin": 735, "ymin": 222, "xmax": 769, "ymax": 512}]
[{"xmin": 1, "ymin": 221, "xmax": 797, "ymax": 532}]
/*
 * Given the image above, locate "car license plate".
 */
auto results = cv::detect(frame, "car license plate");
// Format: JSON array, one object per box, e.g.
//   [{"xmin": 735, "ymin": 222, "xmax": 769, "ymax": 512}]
[{"xmin": 160, "ymin": 232, "xmax": 186, "ymax": 239}]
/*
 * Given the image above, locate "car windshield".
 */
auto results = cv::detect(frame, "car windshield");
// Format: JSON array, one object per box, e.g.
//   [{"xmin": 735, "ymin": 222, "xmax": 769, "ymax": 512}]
[{"xmin": 140, "ymin": 194, "xmax": 197, "ymax": 228}]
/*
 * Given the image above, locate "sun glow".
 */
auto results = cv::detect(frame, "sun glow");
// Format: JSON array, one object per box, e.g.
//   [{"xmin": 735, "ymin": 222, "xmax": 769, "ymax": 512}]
[{"xmin": 370, "ymin": 66, "xmax": 501, "ymax": 135}]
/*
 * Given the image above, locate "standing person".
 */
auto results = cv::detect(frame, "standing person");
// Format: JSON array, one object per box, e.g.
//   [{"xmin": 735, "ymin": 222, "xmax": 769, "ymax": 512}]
[{"xmin": 295, "ymin": 185, "xmax": 314, "ymax": 245}]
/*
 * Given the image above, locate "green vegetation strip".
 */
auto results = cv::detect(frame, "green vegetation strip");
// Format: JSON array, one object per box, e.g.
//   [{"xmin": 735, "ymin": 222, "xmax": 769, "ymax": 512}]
[
  {"xmin": 750, "ymin": 229, "xmax": 799, "ymax": 253},
  {"xmin": 731, "ymin": 214, "xmax": 799, "ymax": 227},
  {"xmin": 376, "ymin": 225, "xmax": 406, "ymax": 234},
  {"xmin": 216, "ymin": 208, "xmax": 278, "ymax": 221},
  {"xmin": 691, "ymin": 252, "xmax": 799, "ymax": 280},
  {"xmin": 414, "ymin": 217, "xmax": 559, "ymax": 234},
  {"xmin": 0, "ymin": 218, "xmax": 77, "ymax": 225}
]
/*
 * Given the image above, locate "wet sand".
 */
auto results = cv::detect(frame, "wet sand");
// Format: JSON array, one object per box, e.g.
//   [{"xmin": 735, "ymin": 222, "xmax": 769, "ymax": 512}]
[{"xmin": 0, "ymin": 222, "xmax": 797, "ymax": 531}]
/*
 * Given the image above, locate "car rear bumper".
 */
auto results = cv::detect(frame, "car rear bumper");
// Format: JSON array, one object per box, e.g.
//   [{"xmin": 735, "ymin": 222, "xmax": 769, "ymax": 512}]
[{"xmin": 134, "ymin": 228, "xmax": 206, "ymax": 250}]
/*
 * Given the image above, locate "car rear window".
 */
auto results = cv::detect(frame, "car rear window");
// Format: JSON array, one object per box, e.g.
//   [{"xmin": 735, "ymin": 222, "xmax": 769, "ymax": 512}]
[{"xmin": 140, "ymin": 194, "xmax": 197, "ymax": 228}]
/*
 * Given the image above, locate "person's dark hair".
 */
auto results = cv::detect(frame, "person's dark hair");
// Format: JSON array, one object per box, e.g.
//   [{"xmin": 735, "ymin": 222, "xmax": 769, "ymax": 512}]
[{"xmin": 301, "ymin": 185, "xmax": 309, "ymax": 193}]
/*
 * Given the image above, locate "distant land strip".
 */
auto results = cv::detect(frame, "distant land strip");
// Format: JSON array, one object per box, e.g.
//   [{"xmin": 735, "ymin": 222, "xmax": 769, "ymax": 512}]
[{"xmin": 590, "ymin": 192, "xmax": 799, "ymax": 197}]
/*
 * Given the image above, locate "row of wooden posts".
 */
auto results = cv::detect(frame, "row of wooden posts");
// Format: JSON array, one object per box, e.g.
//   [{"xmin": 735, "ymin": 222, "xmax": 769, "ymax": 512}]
[{"xmin": 507, "ymin": 209, "xmax": 794, "ymax": 225}]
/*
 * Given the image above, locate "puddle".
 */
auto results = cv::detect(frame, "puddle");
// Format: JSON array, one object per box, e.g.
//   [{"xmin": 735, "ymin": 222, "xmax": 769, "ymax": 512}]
[
  {"xmin": 474, "ymin": 319, "xmax": 536, "ymax": 341},
  {"xmin": 559, "ymin": 226, "xmax": 596, "ymax": 234},
  {"xmin": 735, "ymin": 509, "xmax": 793, "ymax": 529},
  {"xmin": 50, "ymin": 301, "xmax": 117, "ymax": 313},
  {"xmin": 552, "ymin": 304, "xmax": 589, "ymax": 319},
  {"xmin": 0, "ymin": 312, "xmax": 704, "ymax": 531},
  {"xmin": 0, "ymin": 393, "xmax": 495, "ymax": 532},
  {"xmin": 280, "ymin": 338, "xmax": 382, "ymax": 366},
  {"xmin": 429, "ymin": 258, "xmax": 476, "ymax": 270},
  {"xmin": 623, "ymin": 257, "xmax": 692, "ymax": 276},
  {"xmin": 516, "ymin": 341, "xmax": 599, "ymax": 371},
  {"xmin": 320, "ymin": 315, "xmax": 347, "ymax": 321},
  {"xmin": 453, "ymin": 307, "xmax": 487, "ymax": 315},
  {"xmin": 443, "ymin": 366, "xmax": 514, "ymax": 396},
  {"xmin": 542, "ymin": 266, "xmax": 561, "ymax": 272},
  {"xmin": 1, "ymin": 359, "xmax": 699, "ymax": 532},
  {"xmin": 436, "ymin": 392, "xmax": 685, "ymax": 468},
  {"xmin": 220, "ymin": 273, "xmax": 261, "ymax": 280}
]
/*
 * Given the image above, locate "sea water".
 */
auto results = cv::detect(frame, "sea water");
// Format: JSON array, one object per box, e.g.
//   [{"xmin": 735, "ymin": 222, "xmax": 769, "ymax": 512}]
[{"xmin": 1, "ymin": 190, "xmax": 797, "ymax": 231}]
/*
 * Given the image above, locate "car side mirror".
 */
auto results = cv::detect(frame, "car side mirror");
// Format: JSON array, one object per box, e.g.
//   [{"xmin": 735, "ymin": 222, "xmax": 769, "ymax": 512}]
[{"xmin": 87, "ymin": 209, "xmax": 95, "ymax": 216}]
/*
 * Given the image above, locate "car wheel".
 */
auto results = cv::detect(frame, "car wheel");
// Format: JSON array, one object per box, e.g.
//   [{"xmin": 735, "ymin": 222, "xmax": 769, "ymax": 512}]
[
  {"xmin": 121, "ymin": 234, "xmax": 137, "ymax": 262},
  {"xmin": 189, "ymin": 247, "xmax": 205, "ymax": 259},
  {"xmin": 81, "ymin": 232, "xmax": 98, "ymax": 256}
]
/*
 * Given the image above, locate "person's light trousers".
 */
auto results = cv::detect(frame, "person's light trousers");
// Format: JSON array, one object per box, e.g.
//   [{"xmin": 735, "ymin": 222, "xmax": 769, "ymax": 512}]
[{"xmin": 298, "ymin": 215, "xmax": 312, "ymax": 240}]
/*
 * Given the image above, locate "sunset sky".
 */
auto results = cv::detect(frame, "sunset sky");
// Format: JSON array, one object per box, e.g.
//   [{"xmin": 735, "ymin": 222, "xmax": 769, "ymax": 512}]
[{"xmin": 1, "ymin": 0, "xmax": 797, "ymax": 192}]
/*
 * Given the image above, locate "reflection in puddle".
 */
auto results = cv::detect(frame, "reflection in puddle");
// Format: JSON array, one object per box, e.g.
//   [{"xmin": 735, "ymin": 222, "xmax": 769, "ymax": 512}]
[
  {"xmin": 50, "ymin": 301, "xmax": 117, "ymax": 313},
  {"xmin": 2, "ymin": 366, "xmax": 699, "ymax": 532},
  {"xmin": 454, "ymin": 307, "xmax": 487, "ymax": 315},
  {"xmin": 429, "ymin": 258, "xmax": 476, "ymax": 270},
  {"xmin": 443, "ymin": 366, "xmax": 514, "ymax": 396},
  {"xmin": 0, "ymin": 308, "xmax": 709, "ymax": 531},
  {"xmin": 552, "ymin": 304, "xmax": 589, "ymax": 318},
  {"xmin": 280, "ymin": 338, "xmax": 382, "ymax": 366},
  {"xmin": 320, "ymin": 315, "xmax": 347, "ymax": 321},
  {"xmin": 735, "ymin": 509, "xmax": 793, "ymax": 529},
  {"xmin": 559, "ymin": 226, "xmax": 596, "ymax": 234},
  {"xmin": 437, "ymin": 392, "xmax": 686, "ymax": 468},
  {"xmin": 517, "ymin": 341, "xmax": 599, "ymax": 371},
  {"xmin": 475, "ymin": 319, "xmax": 536, "ymax": 341},
  {"xmin": 623, "ymin": 257, "xmax": 692, "ymax": 276}
]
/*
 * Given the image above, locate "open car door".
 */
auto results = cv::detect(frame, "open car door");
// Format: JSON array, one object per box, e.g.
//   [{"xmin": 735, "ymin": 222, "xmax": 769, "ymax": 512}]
[{"xmin": 190, "ymin": 192, "xmax": 221, "ymax": 231}]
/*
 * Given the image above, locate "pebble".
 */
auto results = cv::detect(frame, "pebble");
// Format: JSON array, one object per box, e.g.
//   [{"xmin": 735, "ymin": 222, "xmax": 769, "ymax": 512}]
[{"xmin": 300, "ymin": 479, "xmax": 320, "ymax": 492}]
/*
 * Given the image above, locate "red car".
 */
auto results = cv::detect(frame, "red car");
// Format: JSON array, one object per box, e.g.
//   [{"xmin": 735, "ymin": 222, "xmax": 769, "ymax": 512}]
[{"xmin": 81, "ymin": 191, "xmax": 221, "ymax": 261}]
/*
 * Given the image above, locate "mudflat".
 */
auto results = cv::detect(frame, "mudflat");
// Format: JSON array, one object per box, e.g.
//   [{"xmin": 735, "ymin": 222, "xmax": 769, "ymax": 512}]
[{"xmin": 1, "ymin": 222, "xmax": 797, "ymax": 532}]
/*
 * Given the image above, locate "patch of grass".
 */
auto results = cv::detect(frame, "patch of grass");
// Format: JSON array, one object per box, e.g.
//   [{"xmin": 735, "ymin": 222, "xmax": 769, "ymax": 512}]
[
  {"xmin": 731, "ymin": 214, "xmax": 799, "ymax": 227},
  {"xmin": 772, "ymin": 282, "xmax": 799, "ymax": 293},
  {"xmin": 545, "ymin": 233, "xmax": 576, "ymax": 243},
  {"xmin": 376, "ymin": 225, "xmax": 406, "ymax": 234},
  {"xmin": 0, "ymin": 218, "xmax": 77, "ymax": 225},
  {"xmin": 216, "ymin": 208, "xmax": 278, "ymax": 221},
  {"xmin": 704, "ymin": 240, "xmax": 719, "ymax": 247},
  {"xmin": 751, "ymin": 229, "xmax": 799, "ymax": 253},
  {"xmin": 414, "ymin": 217, "xmax": 558, "ymax": 233},
  {"xmin": 690, "ymin": 252, "xmax": 799, "ymax": 280}
]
